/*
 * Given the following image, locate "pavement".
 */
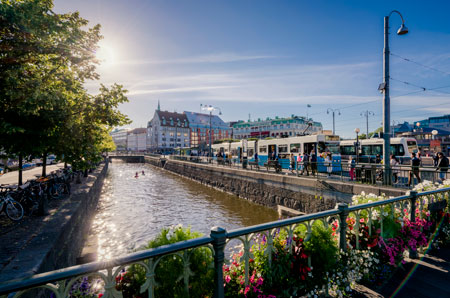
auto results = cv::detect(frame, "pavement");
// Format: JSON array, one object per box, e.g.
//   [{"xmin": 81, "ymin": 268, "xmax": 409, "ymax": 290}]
[{"xmin": 0, "ymin": 163, "xmax": 65, "ymax": 187}]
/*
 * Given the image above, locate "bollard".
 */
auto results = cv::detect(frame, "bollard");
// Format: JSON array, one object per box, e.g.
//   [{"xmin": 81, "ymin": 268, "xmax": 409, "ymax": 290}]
[
  {"xmin": 409, "ymin": 191, "xmax": 418, "ymax": 259},
  {"xmin": 211, "ymin": 226, "xmax": 227, "ymax": 298},
  {"xmin": 337, "ymin": 203, "xmax": 349, "ymax": 252}
]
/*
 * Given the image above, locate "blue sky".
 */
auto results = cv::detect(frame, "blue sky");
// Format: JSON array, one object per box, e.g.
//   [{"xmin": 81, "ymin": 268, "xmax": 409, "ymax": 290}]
[{"xmin": 54, "ymin": 0, "xmax": 450, "ymax": 138}]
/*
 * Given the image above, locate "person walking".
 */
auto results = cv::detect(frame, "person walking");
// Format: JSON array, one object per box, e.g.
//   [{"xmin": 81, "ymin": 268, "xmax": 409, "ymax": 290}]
[
  {"xmin": 289, "ymin": 154, "xmax": 295, "ymax": 174},
  {"xmin": 301, "ymin": 152, "xmax": 309, "ymax": 176},
  {"xmin": 348, "ymin": 156, "xmax": 356, "ymax": 181},
  {"xmin": 390, "ymin": 154, "xmax": 399, "ymax": 183},
  {"xmin": 436, "ymin": 152, "xmax": 449, "ymax": 182},
  {"xmin": 408, "ymin": 152, "xmax": 421, "ymax": 186},
  {"xmin": 325, "ymin": 153, "xmax": 333, "ymax": 177},
  {"xmin": 310, "ymin": 150, "xmax": 317, "ymax": 176},
  {"xmin": 297, "ymin": 153, "xmax": 303, "ymax": 174}
]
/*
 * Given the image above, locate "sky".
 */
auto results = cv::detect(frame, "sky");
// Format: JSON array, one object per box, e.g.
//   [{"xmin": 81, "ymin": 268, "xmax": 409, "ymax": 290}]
[{"xmin": 53, "ymin": 0, "xmax": 450, "ymax": 138}]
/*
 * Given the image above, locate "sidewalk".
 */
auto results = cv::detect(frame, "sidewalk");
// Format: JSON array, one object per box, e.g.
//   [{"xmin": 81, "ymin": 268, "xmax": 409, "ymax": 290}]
[{"xmin": 0, "ymin": 163, "xmax": 65, "ymax": 186}]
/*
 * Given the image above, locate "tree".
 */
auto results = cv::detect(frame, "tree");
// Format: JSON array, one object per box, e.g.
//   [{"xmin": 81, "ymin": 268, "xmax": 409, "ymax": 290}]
[{"xmin": 0, "ymin": 0, "xmax": 129, "ymax": 184}]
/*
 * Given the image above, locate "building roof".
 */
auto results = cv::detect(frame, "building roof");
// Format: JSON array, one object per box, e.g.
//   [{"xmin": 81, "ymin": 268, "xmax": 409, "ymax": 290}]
[
  {"xmin": 184, "ymin": 111, "xmax": 229, "ymax": 129},
  {"xmin": 156, "ymin": 110, "xmax": 189, "ymax": 128},
  {"xmin": 232, "ymin": 115, "xmax": 322, "ymax": 128},
  {"xmin": 128, "ymin": 128, "xmax": 147, "ymax": 134}
]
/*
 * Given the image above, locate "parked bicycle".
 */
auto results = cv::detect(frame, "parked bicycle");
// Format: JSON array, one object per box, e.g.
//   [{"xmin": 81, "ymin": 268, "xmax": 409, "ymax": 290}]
[{"xmin": 0, "ymin": 187, "xmax": 24, "ymax": 221}]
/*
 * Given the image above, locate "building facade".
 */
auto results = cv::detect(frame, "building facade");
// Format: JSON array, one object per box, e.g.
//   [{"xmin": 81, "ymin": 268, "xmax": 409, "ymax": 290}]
[
  {"xmin": 110, "ymin": 128, "xmax": 130, "ymax": 151},
  {"xmin": 148, "ymin": 110, "xmax": 190, "ymax": 153},
  {"xmin": 127, "ymin": 128, "xmax": 147, "ymax": 151},
  {"xmin": 414, "ymin": 115, "xmax": 450, "ymax": 131},
  {"xmin": 184, "ymin": 111, "xmax": 231, "ymax": 150},
  {"xmin": 232, "ymin": 115, "xmax": 323, "ymax": 139}
]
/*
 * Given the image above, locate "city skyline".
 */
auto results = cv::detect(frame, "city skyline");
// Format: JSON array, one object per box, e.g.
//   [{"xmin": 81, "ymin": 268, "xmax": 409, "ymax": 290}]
[{"xmin": 54, "ymin": 0, "xmax": 450, "ymax": 138}]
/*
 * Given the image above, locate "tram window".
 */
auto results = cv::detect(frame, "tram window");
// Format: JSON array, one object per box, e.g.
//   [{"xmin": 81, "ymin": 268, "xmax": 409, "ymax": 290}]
[
  {"xmin": 361, "ymin": 145, "xmax": 371, "ymax": 155},
  {"xmin": 290, "ymin": 143, "xmax": 300, "ymax": 153},
  {"xmin": 318, "ymin": 142, "xmax": 326, "ymax": 153},
  {"xmin": 390, "ymin": 144, "xmax": 405, "ymax": 156},
  {"xmin": 326, "ymin": 143, "xmax": 340, "ymax": 154},
  {"xmin": 372, "ymin": 145, "xmax": 383, "ymax": 155},
  {"xmin": 407, "ymin": 141, "xmax": 418, "ymax": 153},
  {"xmin": 340, "ymin": 145, "xmax": 356, "ymax": 155},
  {"xmin": 260, "ymin": 146, "xmax": 267, "ymax": 153},
  {"xmin": 279, "ymin": 145, "xmax": 288, "ymax": 153},
  {"xmin": 248, "ymin": 149, "xmax": 254, "ymax": 157}
]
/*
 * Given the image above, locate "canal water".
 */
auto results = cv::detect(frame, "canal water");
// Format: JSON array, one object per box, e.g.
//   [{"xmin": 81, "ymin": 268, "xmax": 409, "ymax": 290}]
[{"xmin": 86, "ymin": 162, "xmax": 279, "ymax": 260}]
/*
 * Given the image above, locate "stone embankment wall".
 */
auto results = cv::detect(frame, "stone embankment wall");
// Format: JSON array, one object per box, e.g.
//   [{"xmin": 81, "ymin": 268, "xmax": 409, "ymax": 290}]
[
  {"xmin": 145, "ymin": 156, "xmax": 406, "ymax": 214},
  {"xmin": 0, "ymin": 163, "xmax": 108, "ymax": 283}
]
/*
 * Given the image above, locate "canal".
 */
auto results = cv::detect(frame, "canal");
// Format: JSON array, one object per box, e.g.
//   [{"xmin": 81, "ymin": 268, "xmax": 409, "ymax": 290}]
[{"xmin": 85, "ymin": 162, "xmax": 279, "ymax": 260}]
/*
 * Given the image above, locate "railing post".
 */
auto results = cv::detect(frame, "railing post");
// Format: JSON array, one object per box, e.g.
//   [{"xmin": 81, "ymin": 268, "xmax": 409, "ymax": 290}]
[
  {"xmin": 211, "ymin": 226, "xmax": 227, "ymax": 298},
  {"xmin": 409, "ymin": 190, "xmax": 418, "ymax": 259},
  {"xmin": 337, "ymin": 203, "xmax": 349, "ymax": 252}
]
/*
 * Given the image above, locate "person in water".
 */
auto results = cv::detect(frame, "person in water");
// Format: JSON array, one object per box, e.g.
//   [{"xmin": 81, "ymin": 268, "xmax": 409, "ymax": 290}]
[
  {"xmin": 141, "ymin": 170, "xmax": 145, "ymax": 175},
  {"xmin": 135, "ymin": 172, "xmax": 139, "ymax": 178}
]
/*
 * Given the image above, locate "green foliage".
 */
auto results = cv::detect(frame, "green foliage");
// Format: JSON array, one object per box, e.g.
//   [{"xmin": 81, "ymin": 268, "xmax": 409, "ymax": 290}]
[
  {"xmin": 116, "ymin": 225, "xmax": 213, "ymax": 298},
  {"xmin": 303, "ymin": 224, "xmax": 339, "ymax": 281},
  {"xmin": 0, "ymin": 0, "xmax": 130, "ymax": 177}
]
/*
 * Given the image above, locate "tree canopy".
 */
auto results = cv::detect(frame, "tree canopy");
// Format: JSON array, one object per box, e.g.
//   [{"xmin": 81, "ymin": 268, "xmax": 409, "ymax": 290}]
[{"xmin": 0, "ymin": 0, "xmax": 130, "ymax": 180}]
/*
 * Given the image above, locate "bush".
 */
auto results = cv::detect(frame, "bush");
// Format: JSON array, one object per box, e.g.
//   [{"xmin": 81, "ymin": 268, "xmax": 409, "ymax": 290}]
[{"xmin": 116, "ymin": 225, "xmax": 214, "ymax": 298}]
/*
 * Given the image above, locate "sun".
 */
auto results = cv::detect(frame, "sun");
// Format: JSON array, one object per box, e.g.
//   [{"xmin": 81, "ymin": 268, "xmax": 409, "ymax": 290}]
[{"xmin": 95, "ymin": 42, "xmax": 115, "ymax": 66}]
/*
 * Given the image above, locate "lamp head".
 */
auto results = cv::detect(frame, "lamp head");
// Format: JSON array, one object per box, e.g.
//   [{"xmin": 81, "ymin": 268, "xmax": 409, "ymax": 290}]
[
  {"xmin": 354, "ymin": 128, "xmax": 360, "ymax": 134},
  {"xmin": 397, "ymin": 23, "xmax": 408, "ymax": 35}
]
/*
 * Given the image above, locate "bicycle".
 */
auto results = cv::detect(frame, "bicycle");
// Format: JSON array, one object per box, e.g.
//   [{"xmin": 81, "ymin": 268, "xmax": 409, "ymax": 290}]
[{"xmin": 0, "ymin": 191, "xmax": 24, "ymax": 221}]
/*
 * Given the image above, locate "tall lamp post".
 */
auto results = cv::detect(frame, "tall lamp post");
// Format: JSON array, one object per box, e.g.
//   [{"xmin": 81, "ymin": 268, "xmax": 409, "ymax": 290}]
[
  {"xmin": 327, "ymin": 108, "xmax": 341, "ymax": 135},
  {"xmin": 201, "ymin": 104, "xmax": 222, "ymax": 160},
  {"xmin": 360, "ymin": 110, "xmax": 375, "ymax": 137},
  {"xmin": 380, "ymin": 10, "xmax": 409, "ymax": 185},
  {"xmin": 355, "ymin": 128, "xmax": 360, "ymax": 162}
]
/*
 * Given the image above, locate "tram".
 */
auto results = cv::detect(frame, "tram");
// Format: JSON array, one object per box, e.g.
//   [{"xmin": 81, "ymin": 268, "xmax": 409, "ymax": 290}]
[
  {"xmin": 212, "ymin": 134, "xmax": 342, "ymax": 172},
  {"xmin": 339, "ymin": 137, "xmax": 419, "ymax": 164}
]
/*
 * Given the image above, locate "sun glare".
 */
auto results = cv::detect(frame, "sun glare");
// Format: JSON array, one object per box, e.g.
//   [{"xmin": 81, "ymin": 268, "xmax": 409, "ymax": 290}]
[{"xmin": 95, "ymin": 42, "xmax": 115, "ymax": 66}]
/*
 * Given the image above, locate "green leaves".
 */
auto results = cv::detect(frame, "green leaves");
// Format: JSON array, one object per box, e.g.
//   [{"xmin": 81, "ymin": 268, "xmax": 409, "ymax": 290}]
[{"xmin": 0, "ymin": 0, "xmax": 129, "ymax": 173}]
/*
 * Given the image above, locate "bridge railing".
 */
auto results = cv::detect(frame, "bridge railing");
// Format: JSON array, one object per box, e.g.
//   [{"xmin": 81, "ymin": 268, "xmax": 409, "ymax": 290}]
[{"xmin": 1, "ymin": 186, "xmax": 448, "ymax": 297}]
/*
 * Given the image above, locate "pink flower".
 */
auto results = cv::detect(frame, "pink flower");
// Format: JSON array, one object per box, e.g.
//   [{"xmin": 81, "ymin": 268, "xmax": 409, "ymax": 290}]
[{"xmin": 225, "ymin": 275, "xmax": 231, "ymax": 283}]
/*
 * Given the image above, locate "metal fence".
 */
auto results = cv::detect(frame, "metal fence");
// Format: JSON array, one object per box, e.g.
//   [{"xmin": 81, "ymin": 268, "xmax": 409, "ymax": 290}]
[
  {"xmin": 165, "ymin": 154, "xmax": 448, "ymax": 189},
  {"xmin": 0, "ymin": 187, "xmax": 449, "ymax": 297}
]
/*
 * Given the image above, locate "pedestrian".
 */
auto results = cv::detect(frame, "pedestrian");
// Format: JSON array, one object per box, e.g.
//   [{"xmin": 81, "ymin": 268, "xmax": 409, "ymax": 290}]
[
  {"xmin": 297, "ymin": 153, "xmax": 303, "ymax": 173},
  {"xmin": 310, "ymin": 150, "xmax": 317, "ymax": 176},
  {"xmin": 375, "ymin": 154, "xmax": 381, "ymax": 164},
  {"xmin": 325, "ymin": 153, "xmax": 332, "ymax": 177},
  {"xmin": 254, "ymin": 152, "xmax": 258, "ymax": 164},
  {"xmin": 407, "ymin": 152, "xmax": 421, "ymax": 186},
  {"xmin": 390, "ymin": 154, "xmax": 399, "ymax": 183},
  {"xmin": 348, "ymin": 156, "xmax": 356, "ymax": 181},
  {"xmin": 289, "ymin": 153, "xmax": 295, "ymax": 174},
  {"xmin": 433, "ymin": 152, "xmax": 439, "ymax": 167},
  {"xmin": 436, "ymin": 152, "xmax": 449, "ymax": 182}
]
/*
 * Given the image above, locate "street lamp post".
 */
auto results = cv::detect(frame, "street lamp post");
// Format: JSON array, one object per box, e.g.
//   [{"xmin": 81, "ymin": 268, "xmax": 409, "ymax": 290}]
[
  {"xmin": 201, "ymin": 104, "xmax": 222, "ymax": 161},
  {"xmin": 381, "ymin": 10, "xmax": 409, "ymax": 185},
  {"xmin": 355, "ymin": 128, "xmax": 360, "ymax": 162},
  {"xmin": 360, "ymin": 110, "xmax": 375, "ymax": 137},
  {"xmin": 327, "ymin": 108, "xmax": 341, "ymax": 135}
]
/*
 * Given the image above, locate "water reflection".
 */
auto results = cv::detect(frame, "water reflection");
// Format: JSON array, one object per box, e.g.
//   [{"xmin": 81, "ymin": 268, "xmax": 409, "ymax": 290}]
[{"xmin": 89, "ymin": 162, "xmax": 278, "ymax": 260}]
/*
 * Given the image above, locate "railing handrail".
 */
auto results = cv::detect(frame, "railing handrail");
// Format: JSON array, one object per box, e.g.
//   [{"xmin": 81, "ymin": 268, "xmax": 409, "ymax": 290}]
[
  {"xmin": 227, "ymin": 208, "xmax": 341, "ymax": 238},
  {"xmin": 0, "ymin": 237, "xmax": 213, "ymax": 295}
]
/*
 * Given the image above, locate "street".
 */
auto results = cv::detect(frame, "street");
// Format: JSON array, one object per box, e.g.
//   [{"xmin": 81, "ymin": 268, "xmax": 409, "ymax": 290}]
[{"xmin": 0, "ymin": 163, "xmax": 65, "ymax": 186}]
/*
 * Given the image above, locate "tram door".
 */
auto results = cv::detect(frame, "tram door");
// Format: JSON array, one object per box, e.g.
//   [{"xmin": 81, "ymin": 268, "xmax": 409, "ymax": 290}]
[
  {"xmin": 304, "ymin": 143, "xmax": 316, "ymax": 156},
  {"xmin": 268, "ymin": 144, "xmax": 277, "ymax": 160}
]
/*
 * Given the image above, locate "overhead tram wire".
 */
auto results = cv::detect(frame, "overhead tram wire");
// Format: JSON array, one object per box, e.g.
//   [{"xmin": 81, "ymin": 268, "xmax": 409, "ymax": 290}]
[{"xmin": 390, "ymin": 52, "xmax": 450, "ymax": 77}]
